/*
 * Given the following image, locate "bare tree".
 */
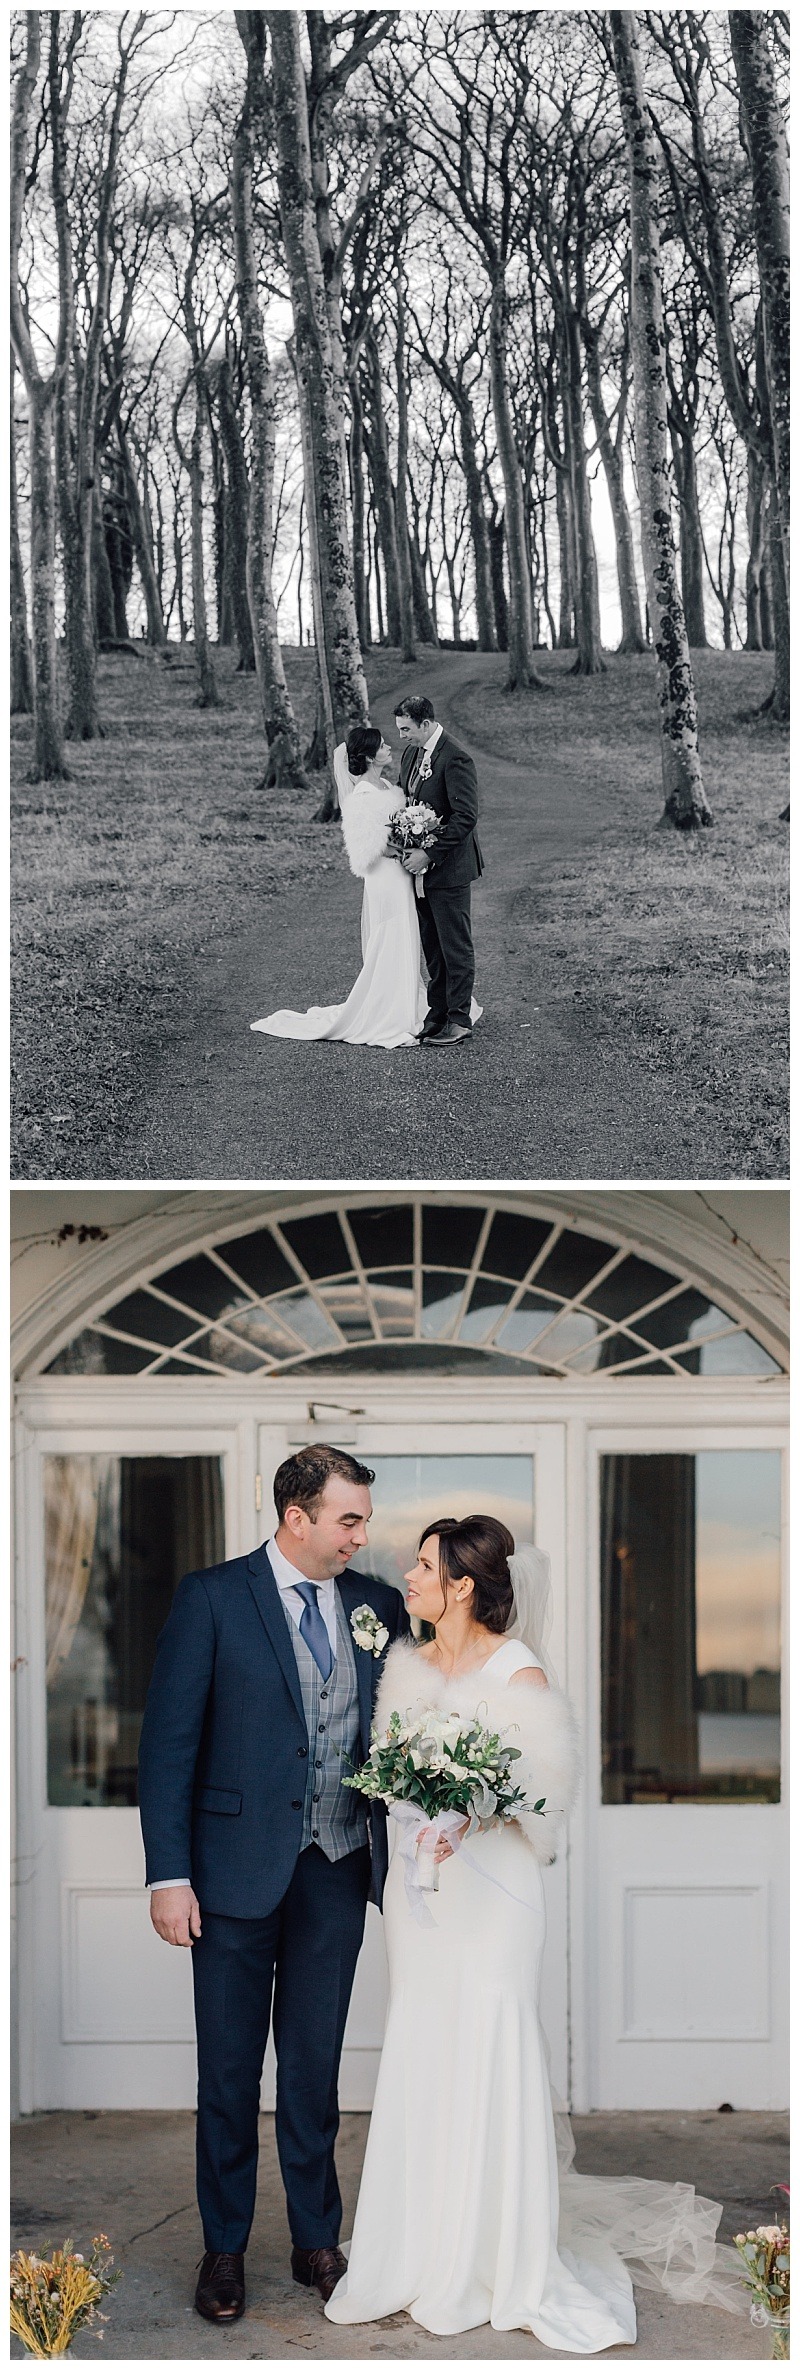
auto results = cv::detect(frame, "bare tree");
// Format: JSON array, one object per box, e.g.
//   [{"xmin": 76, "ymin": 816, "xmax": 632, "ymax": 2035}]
[
  {"xmin": 231, "ymin": 14, "xmax": 307, "ymax": 784},
  {"xmin": 10, "ymin": 350, "xmax": 33, "ymax": 713},
  {"xmin": 10, "ymin": 12, "xmax": 67, "ymax": 776},
  {"xmin": 609, "ymin": 11, "xmax": 712, "ymax": 828},
  {"xmin": 266, "ymin": 10, "xmax": 369, "ymax": 756},
  {"xmin": 728, "ymin": 12, "xmax": 789, "ymax": 600}
]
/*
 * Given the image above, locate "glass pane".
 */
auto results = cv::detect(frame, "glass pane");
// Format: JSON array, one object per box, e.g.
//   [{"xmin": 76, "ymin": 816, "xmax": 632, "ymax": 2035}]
[
  {"xmin": 480, "ymin": 1210, "xmax": 552, "ymax": 1280},
  {"xmin": 632, "ymin": 1289, "xmax": 726, "ymax": 1351},
  {"xmin": 600, "ymin": 1451, "xmax": 781, "ymax": 1804},
  {"xmin": 347, "ymin": 1204, "xmax": 414, "ymax": 1269},
  {"xmin": 272, "ymin": 1288, "xmax": 340, "ymax": 1350},
  {"xmin": 587, "ymin": 1254, "xmax": 675, "ymax": 1321},
  {"xmin": 188, "ymin": 1329, "xmax": 266, "ymax": 1374},
  {"xmin": 367, "ymin": 1271, "xmax": 415, "ymax": 1336},
  {"xmin": 222, "ymin": 1304, "xmax": 307, "ymax": 1360},
  {"xmin": 458, "ymin": 1277, "xmax": 515, "ymax": 1343},
  {"xmin": 45, "ymin": 1455, "xmax": 225, "ymax": 1806},
  {"xmin": 103, "ymin": 1290, "xmax": 197, "ymax": 1348},
  {"xmin": 153, "ymin": 1255, "xmax": 248, "ymax": 1324},
  {"xmin": 421, "ymin": 1271, "xmax": 467, "ymax": 1338},
  {"xmin": 535, "ymin": 1230, "xmax": 615, "ymax": 1301},
  {"xmin": 46, "ymin": 1330, "xmax": 153, "ymax": 1376},
  {"xmin": 356, "ymin": 1454, "xmax": 535, "ymax": 1600},
  {"xmin": 279, "ymin": 1211, "xmax": 352, "ymax": 1279},
  {"xmin": 316, "ymin": 1278, "xmax": 373, "ymax": 1343},
  {"xmin": 422, "ymin": 1204, "xmax": 485, "ymax": 1269},
  {"xmin": 674, "ymin": 1332, "xmax": 782, "ymax": 1378},
  {"xmin": 495, "ymin": 1291, "xmax": 560, "ymax": 1353},
  {"xmin": 215, "ymin": 1229, "xmax": 297, "ymax": 1298}
]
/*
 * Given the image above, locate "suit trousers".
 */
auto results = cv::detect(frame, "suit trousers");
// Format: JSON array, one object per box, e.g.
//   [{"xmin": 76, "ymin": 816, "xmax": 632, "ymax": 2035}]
[
  {"xmin": 417, "ymin": 884, "xmax": 475, "ymax": 1027},
  {"xmin": 192, "ymin": 1843, "xmax": 371, "ymax": 2253}
]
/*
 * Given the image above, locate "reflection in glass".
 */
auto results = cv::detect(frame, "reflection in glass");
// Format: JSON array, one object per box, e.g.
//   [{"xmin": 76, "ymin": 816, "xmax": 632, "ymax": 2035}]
[
  {"xmin": 421, "ymin": 1272, "xmax": 467, "ymax": 1338},
  {"xmin": 675, "ymin": 1331, "xmax": 782, "ymax": 1378},
  {"xmin": 356, "ymin": 1454, "xmax": 535, "ymax": 1601},
  {"xmin": 104, "ymin": 1290, "xmax": 198, "ymax": 1348},
  {"xmin": 271, "ymin": 1290, "xmax": 340, "ymax": 1350},
  {"xmin": 46, "ymin": 1455, "xmax": 225, "ymax": 1805},
  {"xmin": 631, "ymin": 1289, "xmax": 727, "ymax": 1351},
  {"xmin": 151, "ymin": 1255, "xmax": 249, "ymax": 1324},
  {"xmin": 190, "ymin": 1329, "xmax": 265, "ymax": 1374},
  {"xmin": 459, "ymin": 1278, "xmax": 515, "ymax": 1343},
  {"xmin": 600, "ymin": 1450, "xmax": 781, "ymax": 1803},
  {"xmin": 367, "ymin": 1272, "xmax": 415, "ymax": 1335},
  {"xmin": 279, "ymin": 1211, "xmax": 351, "ymax": 1279},
  {"xmin": 221, "ymin": 1304, "xmax": 308, "ymax": 1360},
  {"xmin": 47, "ymin": 1330, "xmax": 153, "ymax": 1376},
  {"xmin": 317, "ymin": 1278, "xmax": 373, "ymax": 1343},
  {"xmin": 495, "ymin": 1292, "xmax": 560, "ymax": 1354},
  {"xmin": 534, "ymin": 1230, "xmax": 614, "ymax": 1300},
  {"xmin": 587, "ymin": 1254, "xmax": 675, "ymax": 1321}
]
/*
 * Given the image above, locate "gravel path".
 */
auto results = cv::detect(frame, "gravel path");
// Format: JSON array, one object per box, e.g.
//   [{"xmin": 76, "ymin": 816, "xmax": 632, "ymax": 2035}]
[{"xmin": 106, "ymin": 652, "xmax": 666, "ymax": 1182}]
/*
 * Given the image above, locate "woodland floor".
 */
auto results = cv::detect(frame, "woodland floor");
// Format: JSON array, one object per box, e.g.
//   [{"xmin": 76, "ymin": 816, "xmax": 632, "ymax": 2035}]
[{"xmin": 11, "ymin": 640, "xmax": 788, "ymax": 1183}]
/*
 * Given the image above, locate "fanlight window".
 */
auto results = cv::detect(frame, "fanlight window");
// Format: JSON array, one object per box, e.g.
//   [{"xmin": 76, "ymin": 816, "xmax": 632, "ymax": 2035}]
[{"xmin": 43, "ymin": 1202, "xmax": 783, "ymax": 1381}]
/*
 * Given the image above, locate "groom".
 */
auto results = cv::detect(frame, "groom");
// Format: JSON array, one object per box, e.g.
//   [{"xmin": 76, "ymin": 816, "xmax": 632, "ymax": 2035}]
[
  {"xmin": 138, "ymin": 1445, "xmax": 408, "ymax": 2325},
  {"xmin": 395, "ymin": 691, "xmax": 484, "ymax": 1045}
]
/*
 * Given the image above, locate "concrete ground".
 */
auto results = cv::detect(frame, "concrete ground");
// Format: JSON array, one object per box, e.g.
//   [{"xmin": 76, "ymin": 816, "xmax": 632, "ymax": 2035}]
[{"xmin": 11, "ymin": 2109, "xmax": 785, "ymax": 2360}]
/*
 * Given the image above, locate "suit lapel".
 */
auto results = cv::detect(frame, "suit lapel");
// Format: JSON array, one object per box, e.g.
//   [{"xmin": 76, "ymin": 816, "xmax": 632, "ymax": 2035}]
[
  {"xmin": 246, "ymin": 1543, "xmax": 305, "ymax": 1722},
  {"xmin": 337, "ymin": 1570, "xmax": 375, "ymax": 1755}
]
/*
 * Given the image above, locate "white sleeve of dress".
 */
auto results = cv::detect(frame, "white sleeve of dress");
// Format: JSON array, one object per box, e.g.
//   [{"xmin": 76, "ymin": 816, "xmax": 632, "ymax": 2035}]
[{"xmin": 339, "ymin": 786, "xmax": 393, "ymax": 877}]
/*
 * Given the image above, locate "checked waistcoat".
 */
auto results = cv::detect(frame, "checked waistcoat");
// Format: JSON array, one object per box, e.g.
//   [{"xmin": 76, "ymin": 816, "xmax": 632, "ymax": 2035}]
[{"xmin": 282, "ymin": 1588, "xmax": 369, "ymax": 1860}]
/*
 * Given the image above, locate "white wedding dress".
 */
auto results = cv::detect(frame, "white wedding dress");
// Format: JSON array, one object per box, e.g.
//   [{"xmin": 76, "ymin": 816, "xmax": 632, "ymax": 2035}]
[
  {"xmin": 251, "ymin": 747, "xmax": 480, "ymax": 1050},
  {"xmin": 326, "ymin": 1636, "xmax": 748, "ymax": 2352}
]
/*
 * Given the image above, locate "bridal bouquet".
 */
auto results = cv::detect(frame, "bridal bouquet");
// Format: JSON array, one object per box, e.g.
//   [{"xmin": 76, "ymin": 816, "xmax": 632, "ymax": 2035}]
[
  {"xmin": 387, "ymin": 802, "xmax": 441, "ymax": 859},
  {"xmin": 346, "ymin": 1705, "xmax": 545, "ymax": 1899},
  {"xmin": 10, "ymin": 2235, "xmax": 121, "ymax": 2358}
]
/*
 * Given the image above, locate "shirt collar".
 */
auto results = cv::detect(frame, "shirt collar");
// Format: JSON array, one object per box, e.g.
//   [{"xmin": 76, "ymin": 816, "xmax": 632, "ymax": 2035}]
[
  {"xmin": 267, "ymin": 1534, "xmax": 337, "ymax": 1593},
  {"xmin": 423, "ymin": 722, "xmax": 443, "ymax": 759}
]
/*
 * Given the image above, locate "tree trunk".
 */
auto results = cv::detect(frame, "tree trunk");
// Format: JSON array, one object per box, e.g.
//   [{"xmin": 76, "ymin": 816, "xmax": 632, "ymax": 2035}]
[
  {"xmin": 564, "ymin": 312, "xmax": 604, "ymax": 673},
  {"xmin": 583, "ymin": 336, "xmax": 646, "ymax": 653},
  {"xmin": 610, "ymin": 10, "xmax": 712, "ymax": 828},
  {"xmin": 363, "ymin": 342, "xmax": 402, "ymax": 644},
  {"xmin": 216, "ymin": 356, "xmax": 256, "ymax": 672},
  {"xmin": 189, "ymin": 382, "xmax": 220, "ymax": 708},
  {"xmin": 393, "ymin": 279, "xmax": 416, "ymax": 662},
  {"xmin": 10, "ymin": 349, "xmax": 33, "ymax": 713},
  {"xmin": 458, "ymin": 394, "xmax": 497, "ymax": 651},
  {"xmin": 231, "ymin": 21, "xmax": 306, "ymax": 783},
  {"xmin": 408, "ymin": 524, "xmax": 438, "ymax": 645},
  {"xmin": 555, "ymin": 466, "xmax": 576, "ymax": 646},
  {"xmin": 763, "ymin": 484, "xmax": 788, "ymax": 721},
  {"xmin": 489, "ymin": 278, "xmax": 546, "ymax": 689},
  {"xmin": 118, "ymin": 432, "xmax": 165, "ymax": 644},
  {"xmin": 265, "ymin": 10, "xmax": 368, "ymax": 735},
  {"xmin": 486, "ymin": 501, "xmax": 509, "ymax": 651},
  {"xmin": 348, "ymin": 373, "xmax": 369, "ymax": 646},
  {"xmin": 729, "ymin": 12, "xmax": 789, "ymax": 600},
  {"xmin": 744, "ymin": 445, "xmax": 766, "ymax": 649},
  {"xmin": 92, "ymin": 486, "xmax": 116, "ymax": 643},
  {"xmin": 29, "ymin": 378, "xmax": 69, "ymax": 777},
  {"xmin": 670, "ymin": 424, "xmax": 708, "ymax": 647}
]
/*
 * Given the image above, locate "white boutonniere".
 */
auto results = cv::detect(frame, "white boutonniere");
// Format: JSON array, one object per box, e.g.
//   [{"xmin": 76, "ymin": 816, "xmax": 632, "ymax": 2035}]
[
  {"xmin": 351, "ymin": 1604, "xmax": 389, "ymax": 1657},
  {"xmin": 416, "ymin": 746, "xmax": 434, "ymax": 785}
]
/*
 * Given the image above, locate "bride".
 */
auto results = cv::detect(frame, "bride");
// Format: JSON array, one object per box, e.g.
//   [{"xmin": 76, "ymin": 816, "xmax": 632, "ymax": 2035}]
[
  {"xmin": 325, "ymin": 1515, "xmax": 749, "ymax": 2352},
  {"xmin": 251, "ymin": 727, "xmax": 429, "ymax": 1051}
]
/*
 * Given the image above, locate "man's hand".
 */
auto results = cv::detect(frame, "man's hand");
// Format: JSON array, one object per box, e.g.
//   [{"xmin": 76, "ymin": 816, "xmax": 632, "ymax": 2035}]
[
  {"xmin": 403, "ymin": 850, "xmax": 429, "ymax": 876},
  {"xmin": 150, "ymin": 1885, "xmax": 202, "ymax": 1947}
]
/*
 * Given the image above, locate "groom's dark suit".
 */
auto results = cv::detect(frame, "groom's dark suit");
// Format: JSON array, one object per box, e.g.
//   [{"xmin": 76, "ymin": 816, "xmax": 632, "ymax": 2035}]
[
  {"xmin": 401, "ymin": 729, "xmax": 484, "ymax": 1030},
  {"xmin": 138, "ymin": 1544, "xmax": 408, "ymax": 2255}
]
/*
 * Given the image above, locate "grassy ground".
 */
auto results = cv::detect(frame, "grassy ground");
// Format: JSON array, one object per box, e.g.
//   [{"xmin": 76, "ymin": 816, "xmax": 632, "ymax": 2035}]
[
  {"xmin": 11, "ymin": 641, "xmax": 788, "ymax": 1181},
  {"xmin": 458, "ymin": 649, "xmax": 789, "ymax": 1179}
]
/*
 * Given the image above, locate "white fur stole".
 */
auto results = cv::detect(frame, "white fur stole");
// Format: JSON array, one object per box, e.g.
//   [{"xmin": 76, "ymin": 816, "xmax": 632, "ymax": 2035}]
[
  {"xmin": 374, "ymin": 1637, "xmax": 580, "ymax": 1865},
  {"xmin": 340, "ymin": 785, "xmax": 402, "ymax": 878}
]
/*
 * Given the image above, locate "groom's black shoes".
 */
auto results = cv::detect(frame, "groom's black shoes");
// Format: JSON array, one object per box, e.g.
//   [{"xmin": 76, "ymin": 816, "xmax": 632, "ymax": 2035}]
[
  {"xmin": 424, "ymin": 1019, "xmax": 473, "ymax": 1045},
  {"xmin": 195, "ymin": 2251, "xmax": 245, "ymax": 2321},
  {"xmin": 291, "ymin": 2244, "xmax": 348, "ymax": 2303},
  {"xmin": 417, "ymin": 1013, "xmax": 445, "ymax": 1041}
]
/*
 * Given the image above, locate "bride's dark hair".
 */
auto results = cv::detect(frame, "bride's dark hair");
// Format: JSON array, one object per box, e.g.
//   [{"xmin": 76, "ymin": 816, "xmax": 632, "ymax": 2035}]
[
  {"xmin": 346, "ymin": 724, "xmax": 382, "ymax": 777},
  {"xmin": 419, "ymin": 1514, "xmax": 515, "ymax": 1633}
]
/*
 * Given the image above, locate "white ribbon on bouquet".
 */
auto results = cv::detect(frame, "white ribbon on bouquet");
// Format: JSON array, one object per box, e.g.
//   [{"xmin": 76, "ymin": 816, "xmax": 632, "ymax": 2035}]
[{"xmin": 388, "ymin": 1800, "xmax": 543, "ymax": 1927}]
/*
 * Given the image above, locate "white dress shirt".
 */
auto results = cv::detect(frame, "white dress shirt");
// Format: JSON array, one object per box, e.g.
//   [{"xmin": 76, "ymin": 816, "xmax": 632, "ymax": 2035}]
[
  {"xmin": 149, "ymin": 1537, "xmax": 342, "ymax": 1891},
  {"xmin": 412, "ymin": 721, "xmax": 443, "ymax": 785}
]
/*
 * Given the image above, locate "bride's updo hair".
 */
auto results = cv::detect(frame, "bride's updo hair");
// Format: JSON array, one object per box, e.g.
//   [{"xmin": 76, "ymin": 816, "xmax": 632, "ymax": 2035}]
[
  {"xmin": 346, "ymin": 724, "xmax": 382, "ymax": 777},
  {"xmin": 419, "ymin": 1514, "xmax": 515, "ymax": 1634}
]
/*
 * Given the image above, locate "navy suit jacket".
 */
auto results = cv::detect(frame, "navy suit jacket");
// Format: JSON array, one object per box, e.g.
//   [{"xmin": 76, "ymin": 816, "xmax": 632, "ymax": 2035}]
[{"xmin": 137, "ymin": 1545, "xmax": 410, "ymax": 1917}]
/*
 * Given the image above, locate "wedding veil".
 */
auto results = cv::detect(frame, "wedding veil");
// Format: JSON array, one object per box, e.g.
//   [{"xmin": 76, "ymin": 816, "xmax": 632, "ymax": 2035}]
[{"xmin": 506, "ymin": 1550, "xmax": 749, "ymax": 2321}]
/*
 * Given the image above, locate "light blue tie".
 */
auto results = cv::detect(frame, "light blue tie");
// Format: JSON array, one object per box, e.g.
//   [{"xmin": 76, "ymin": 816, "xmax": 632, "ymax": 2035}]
[{"xmin": 294, "ymin": 1582, "xmax": 334, "ymax": 1682}]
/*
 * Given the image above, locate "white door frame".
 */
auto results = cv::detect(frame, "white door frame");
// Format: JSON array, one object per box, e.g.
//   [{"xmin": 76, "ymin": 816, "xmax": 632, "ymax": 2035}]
[{"xmin": 14, "ymin": 1373, "xmax": 788, "ymax": 2116}]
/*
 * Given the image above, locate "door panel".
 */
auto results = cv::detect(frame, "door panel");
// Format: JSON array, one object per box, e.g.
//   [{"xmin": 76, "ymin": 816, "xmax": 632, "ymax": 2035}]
[
  {"xmin": 589, "ymin": 1433, "xmax": 787, "ymax": 2108},
  {"xmin": 258, "ymin": 1421, "xmax": 569, "ymax": 2108}
]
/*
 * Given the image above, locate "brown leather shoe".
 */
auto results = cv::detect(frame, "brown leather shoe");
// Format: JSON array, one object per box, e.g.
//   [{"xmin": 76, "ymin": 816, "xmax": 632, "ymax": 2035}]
[
  {"xmin": 195, "ymin": 2250, "xmax": 245, "ymax": 2321},
  {"xmin": 291, "ymin": 2243, "xmax": 347, "ymax": 2303}
]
